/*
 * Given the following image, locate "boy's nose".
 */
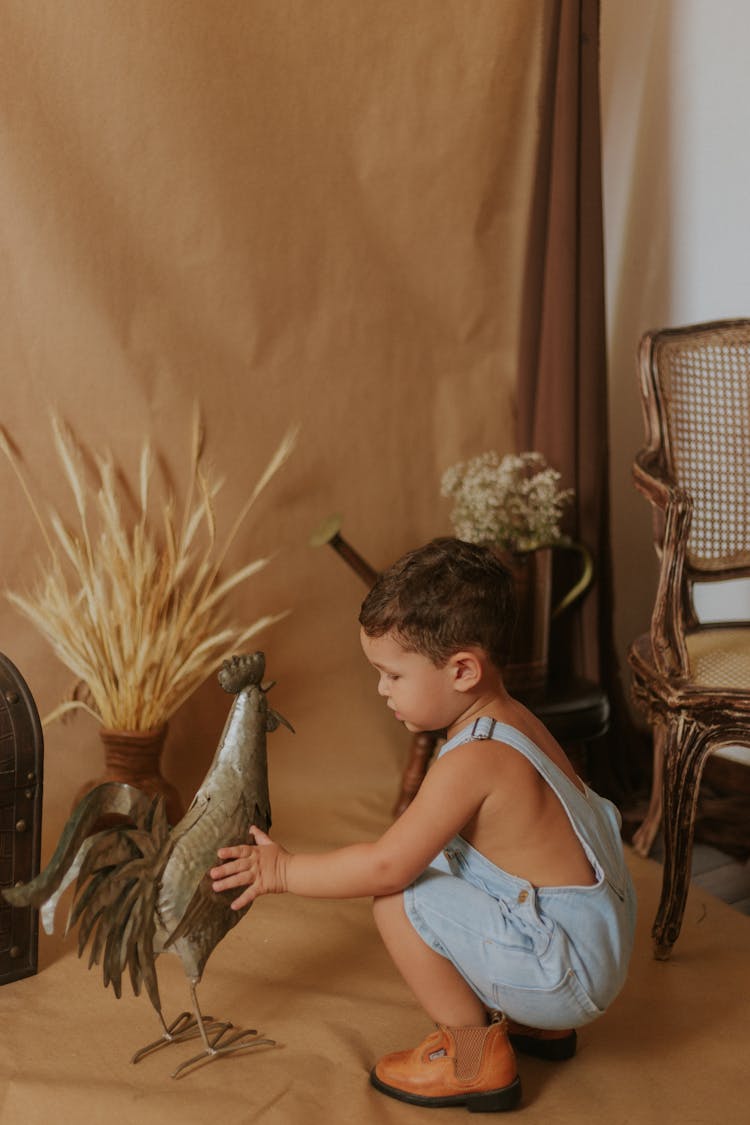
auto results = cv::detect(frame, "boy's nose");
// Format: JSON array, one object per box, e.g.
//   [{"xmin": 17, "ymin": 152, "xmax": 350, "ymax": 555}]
[{"xmin": 377, "ymin": 677, "xmax": 389, "ymax": 697}]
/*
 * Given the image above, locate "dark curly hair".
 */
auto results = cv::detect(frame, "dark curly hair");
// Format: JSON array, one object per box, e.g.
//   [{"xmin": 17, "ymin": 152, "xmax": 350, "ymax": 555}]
[{"xmin": 359, "ymin": 537, "xmax": 517, "ymax": 670}]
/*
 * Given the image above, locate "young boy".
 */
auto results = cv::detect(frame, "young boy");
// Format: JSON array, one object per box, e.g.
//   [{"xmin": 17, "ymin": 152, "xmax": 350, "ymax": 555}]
[{"xmin": 210, "ymin": 537, "xmax": 636, "ymax": 1113}]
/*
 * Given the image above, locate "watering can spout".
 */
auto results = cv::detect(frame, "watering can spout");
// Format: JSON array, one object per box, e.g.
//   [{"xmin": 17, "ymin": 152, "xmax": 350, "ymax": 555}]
[{"xmin": 310, "ymin": 515, "xmax": 379, "ymax": 587}]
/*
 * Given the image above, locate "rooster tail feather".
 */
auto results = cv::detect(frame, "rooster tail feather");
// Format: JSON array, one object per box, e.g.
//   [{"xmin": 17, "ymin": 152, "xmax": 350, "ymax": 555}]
[
  {"xmin": 88, "ymin": 909, "xmax": 110, "ymax": 970},
  {"xmin": 146, "ymin": 795, "xmax": 170, "ymax": 838},
  {"xmin": 128, "ymin": 940, "xmax": 143, "ymax": 999},
  {"xmin": 69, "ymin": 867, "xmax": 118, "ymax": 936},
  {"xmin": 103, "ymin": 923, "xmax": 121, "ymax": 996},
  {"xmin": 140, "ymin": 928, "xmax": 161, "ymax": 1014},
  {"xmin": 1, "ymin": 783, "xmax": 153, "ymax": 920}
]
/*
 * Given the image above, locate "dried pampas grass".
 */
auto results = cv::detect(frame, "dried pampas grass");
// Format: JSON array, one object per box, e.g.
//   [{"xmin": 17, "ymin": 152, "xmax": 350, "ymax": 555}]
[{"xmin": 0, "ymin": 409, "xmax": 297, "ymax": 731}]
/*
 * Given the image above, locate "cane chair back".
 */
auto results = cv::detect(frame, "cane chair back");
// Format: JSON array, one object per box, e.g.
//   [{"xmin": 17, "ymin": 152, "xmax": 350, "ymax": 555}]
[
  {"xmin": 641, "ymin": 320, "xmax": 750, "ymax": 569},
  {"xmin": 628, "ymin": 318, "xmax": 750, "ymax": 958}
]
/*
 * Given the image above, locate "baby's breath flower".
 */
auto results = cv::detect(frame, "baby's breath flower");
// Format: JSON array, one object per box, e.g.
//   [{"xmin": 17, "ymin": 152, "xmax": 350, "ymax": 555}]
[{"xmin": 440, "ymin": 451, "xmax": 573, "ymax": 553}]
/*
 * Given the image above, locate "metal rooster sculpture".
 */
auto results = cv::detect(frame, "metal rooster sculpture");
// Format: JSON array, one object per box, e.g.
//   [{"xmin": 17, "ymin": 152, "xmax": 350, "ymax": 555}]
[{"xmin": 3, "ymin": 651, "xmax": 291, "ymax": 1078}]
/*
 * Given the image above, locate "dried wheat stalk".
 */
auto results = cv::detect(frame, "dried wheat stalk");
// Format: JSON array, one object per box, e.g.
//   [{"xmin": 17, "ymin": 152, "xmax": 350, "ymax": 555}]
[{"xmin": 0, "ymin": 409, "xmax": 297, "ymax": 730}]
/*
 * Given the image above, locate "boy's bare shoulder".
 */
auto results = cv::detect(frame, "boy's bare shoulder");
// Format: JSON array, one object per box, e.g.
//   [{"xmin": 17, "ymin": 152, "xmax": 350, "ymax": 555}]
[
  {"xmin": 450, "ymin": 733, "xmax": 541, "ymax": 776},
  {"xmin": 433, "ymin": 733, "xmax": 535, "ymax": 790},
  {"xmin": 442, "ymin": 704, "xmax": 583, "ymax": 793}
]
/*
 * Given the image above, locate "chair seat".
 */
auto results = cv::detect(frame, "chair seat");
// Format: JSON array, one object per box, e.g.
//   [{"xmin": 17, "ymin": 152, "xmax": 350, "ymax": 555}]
[
  {"xmin": 685, "ymin": 627, "xmax": 750, "ymax": 689},
  {"xmin": 629, "ymin": 632, "xmax": 750, "ymax": 712}
]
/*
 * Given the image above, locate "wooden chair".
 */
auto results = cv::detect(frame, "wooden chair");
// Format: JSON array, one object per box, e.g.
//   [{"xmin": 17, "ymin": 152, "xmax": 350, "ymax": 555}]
[{"xmin": 628, "ymin": 319, "xmax": 750, "ymax": 959}]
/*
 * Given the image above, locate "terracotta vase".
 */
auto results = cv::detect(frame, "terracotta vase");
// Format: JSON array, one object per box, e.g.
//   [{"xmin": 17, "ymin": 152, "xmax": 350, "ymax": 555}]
[
  {"xmin": 73, "ymin": 725, "xmax": 184, "ymax": 827},
  {"xmin": 498, "ymin": 547, "xmax": 553, "ymax": 703}
]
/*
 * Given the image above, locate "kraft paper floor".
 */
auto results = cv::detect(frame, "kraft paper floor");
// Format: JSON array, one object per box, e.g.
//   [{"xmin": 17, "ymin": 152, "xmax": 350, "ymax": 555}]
[{"xmin": 2, "ymin": 678, "xmax": 750, "ymax": 1125}]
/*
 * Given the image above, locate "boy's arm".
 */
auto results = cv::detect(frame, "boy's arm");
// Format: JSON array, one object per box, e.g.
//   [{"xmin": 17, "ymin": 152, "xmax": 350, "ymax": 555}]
[{"xmin": 210, "ymin": 745, "xmax": 489, "ymax": 908}]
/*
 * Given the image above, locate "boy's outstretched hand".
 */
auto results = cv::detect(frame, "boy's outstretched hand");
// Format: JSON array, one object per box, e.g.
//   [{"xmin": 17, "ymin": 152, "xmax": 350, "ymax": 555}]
[{"xmin": 210, "ymin": 826, "xmax": 289, "ymax": 910}]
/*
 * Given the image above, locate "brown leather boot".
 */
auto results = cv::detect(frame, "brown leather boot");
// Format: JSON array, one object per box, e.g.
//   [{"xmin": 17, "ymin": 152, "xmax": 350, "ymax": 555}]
[
  {"xmin": 370, "ymin": 1017, "xmax": 521, "ymax": 1112},
  {"xmin": 506, "ymin": 1018, "xmax": 577, "ymax": 1061}
]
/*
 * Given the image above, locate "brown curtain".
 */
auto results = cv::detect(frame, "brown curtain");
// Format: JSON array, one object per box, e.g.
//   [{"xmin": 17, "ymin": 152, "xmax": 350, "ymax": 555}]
[{"xmin": 517, "ymin": 0, "xmax": 634, "ymax": 797}]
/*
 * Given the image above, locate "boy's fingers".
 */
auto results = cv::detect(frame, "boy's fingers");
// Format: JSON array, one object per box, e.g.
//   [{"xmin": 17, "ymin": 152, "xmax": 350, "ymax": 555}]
[
  {"xmin": 250, "ymin": 826, "xmax": 272, "ymax": 845},
  {"xmin": 217, "ymin": 844, "xmax": 250, "ymax": 860},
  {"xmin": 231, "ymin": 888, "xmax": 255, "ymax": 910},
  {"xmin": 210, "ymin": 862, "xmax": 239, "ymax": 879}
]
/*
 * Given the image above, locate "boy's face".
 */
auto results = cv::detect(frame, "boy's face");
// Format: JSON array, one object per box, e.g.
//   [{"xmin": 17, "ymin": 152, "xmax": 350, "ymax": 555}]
[{"xmin": 360, "ymin": 628, "xmax": 461, "ymax": 734}]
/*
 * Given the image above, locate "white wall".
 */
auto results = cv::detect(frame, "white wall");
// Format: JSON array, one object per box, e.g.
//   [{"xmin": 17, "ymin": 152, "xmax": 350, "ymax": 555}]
[{"xmin": 601, "ymin": 0, "xmax": 750, "ymax": 671}]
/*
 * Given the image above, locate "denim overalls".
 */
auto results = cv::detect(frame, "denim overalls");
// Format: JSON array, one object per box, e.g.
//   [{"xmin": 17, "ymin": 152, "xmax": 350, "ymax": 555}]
[{"xmin": 402, "ymin": 717, "xmax": 637, "ymax": 1029}]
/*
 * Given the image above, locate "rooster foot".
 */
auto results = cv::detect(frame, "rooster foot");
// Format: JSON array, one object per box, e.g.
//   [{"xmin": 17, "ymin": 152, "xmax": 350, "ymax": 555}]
[
  {"xmin": 131, "ymin": 1010, "xmax": 227, "ymax": 1064},
  {"xmin": 171, "ymin": 1023, "xmax": 276, "ymax": 1079}
]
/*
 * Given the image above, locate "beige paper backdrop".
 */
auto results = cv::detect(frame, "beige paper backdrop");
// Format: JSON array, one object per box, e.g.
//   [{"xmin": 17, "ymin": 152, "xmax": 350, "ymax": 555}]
[{"xmin": 0, "ymin": 0, "xmax": 559, "ymax": 847}]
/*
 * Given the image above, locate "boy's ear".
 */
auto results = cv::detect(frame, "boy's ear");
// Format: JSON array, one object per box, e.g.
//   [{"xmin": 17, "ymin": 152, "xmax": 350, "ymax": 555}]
[{"xmin": 448, "ymin": 650, "xmax": 482, "ymax": 692}]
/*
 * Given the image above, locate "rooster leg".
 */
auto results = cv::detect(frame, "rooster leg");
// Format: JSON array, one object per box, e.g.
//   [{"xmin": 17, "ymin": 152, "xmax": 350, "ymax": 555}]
[
  {"xmin": 131, "ymin": 1008, "xmax": 226, "ymax": 1064},
  {"xmin": 170, "ymin": 980, "xmax": 275, "ymax": 1079}
]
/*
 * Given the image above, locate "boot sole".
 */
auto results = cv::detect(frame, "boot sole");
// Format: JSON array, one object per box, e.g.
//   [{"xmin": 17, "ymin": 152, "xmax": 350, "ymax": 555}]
[
  {"xmin": 509, "ymin": 1030, "xmax": 577, "ymax": 1062},
  {"xmin": 370, "ymin": 1068, "xmax": 522, "ymax": 1112}
]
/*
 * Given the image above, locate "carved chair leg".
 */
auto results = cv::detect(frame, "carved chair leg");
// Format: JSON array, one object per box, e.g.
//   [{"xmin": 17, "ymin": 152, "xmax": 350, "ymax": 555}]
[
  {"xmin": 632, "ymin": 723, "xmax": 666, "ymax": 858},
  {"xmin": 652, "ymin": 718, "xmax": 714, "ymax": 960},
  {"xmin": 393, "ymin": 732, "xmax": 440, "ymax": 816}
]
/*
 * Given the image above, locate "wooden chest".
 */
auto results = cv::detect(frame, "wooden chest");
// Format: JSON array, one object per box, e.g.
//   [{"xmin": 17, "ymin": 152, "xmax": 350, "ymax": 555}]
[{"xmin": 0, "ymin": 653, "xmax": 44, "ymax": 984}]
